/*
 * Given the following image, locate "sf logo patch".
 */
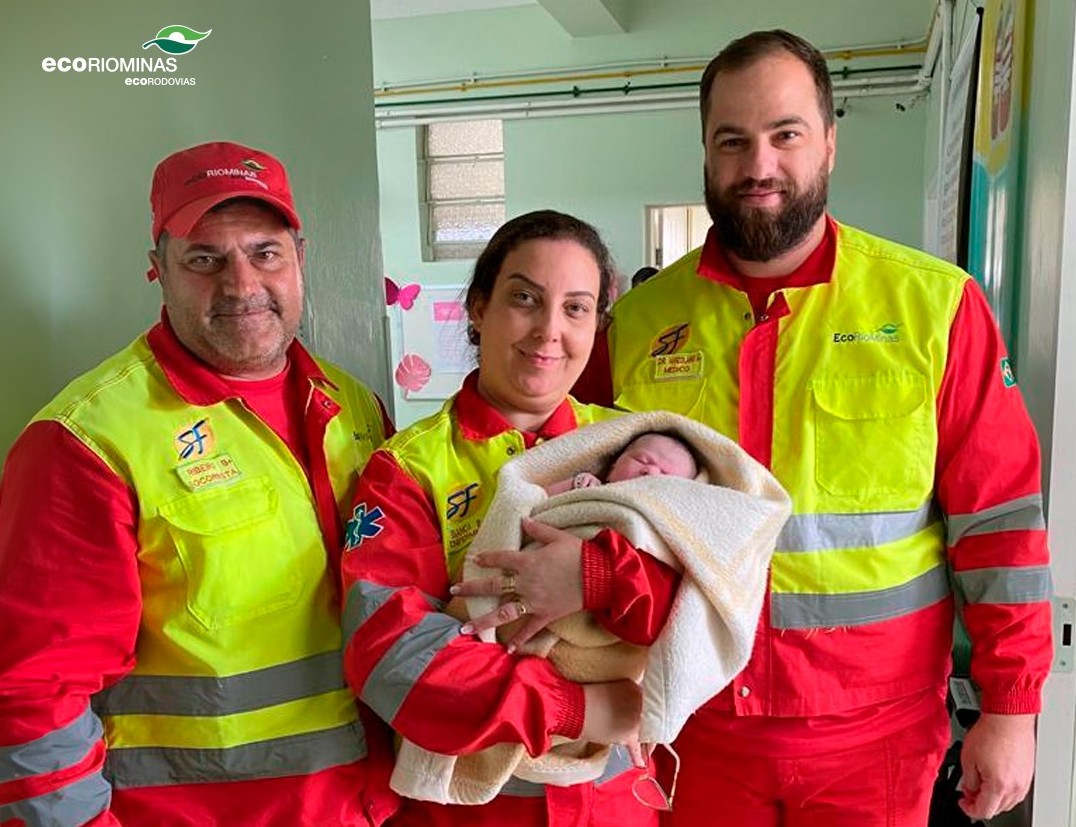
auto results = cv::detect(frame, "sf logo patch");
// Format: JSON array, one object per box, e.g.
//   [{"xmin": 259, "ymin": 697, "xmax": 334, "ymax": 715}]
[
  {"xmin": 344, "ymin": 502, "xmax": 385, "ymax": 550},
  {"xmin": 446, "ymin": 482, "xmax": 480, "ymax": 521},
  {"xmin": 650, "ymin": 323, "xmax": 690, "ymax": 356},
  {"xmin": 175, "ymin": 418, "xmax": 215, "ymax": 460}
]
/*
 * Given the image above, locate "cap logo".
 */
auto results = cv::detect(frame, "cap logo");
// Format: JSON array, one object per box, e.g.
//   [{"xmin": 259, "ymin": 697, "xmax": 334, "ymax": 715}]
[
  {"xmin": 242, "ymin": 159, "xmax": 267, "ymax": 171},
  {"xmin": 182, "ymin": 167, "xmax": 270, "ymax": 190},
  {"xmin": 143, "ymin": 25, "xmax": 212, "ymax": 55}
]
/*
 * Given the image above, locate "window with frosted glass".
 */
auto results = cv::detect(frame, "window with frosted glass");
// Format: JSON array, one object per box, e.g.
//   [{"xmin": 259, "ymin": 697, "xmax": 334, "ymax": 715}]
[{"xmin": 422, "ymin": 120, "xmax": 505, "ymax": 261}]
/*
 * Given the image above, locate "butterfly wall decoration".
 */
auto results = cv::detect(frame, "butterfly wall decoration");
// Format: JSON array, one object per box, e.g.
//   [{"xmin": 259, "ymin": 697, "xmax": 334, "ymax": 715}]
[{"xmin": 385, "ymin": 276, "xmax": 421, "ymax": 310}]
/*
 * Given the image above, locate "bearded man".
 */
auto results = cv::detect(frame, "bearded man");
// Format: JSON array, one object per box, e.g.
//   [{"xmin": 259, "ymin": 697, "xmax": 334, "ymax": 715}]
[{"xmin": 573, "ymin": 29, "xmax": 1051, "ymax": 827}]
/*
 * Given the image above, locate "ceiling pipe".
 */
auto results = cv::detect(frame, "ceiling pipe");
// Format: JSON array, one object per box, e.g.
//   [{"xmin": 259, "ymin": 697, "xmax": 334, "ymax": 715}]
[
  {"xmin": 374, "ymin": 36, "xmax": 929, "ymax": 100},
  {"xmin": 375, "ymin": 88, "xmax": 930, "ymax": 129},
  {"xmin": 376, "ymin": 65, "xmax": 921, "ymax": 111},
  {"xmin": 373, "ymin": 7, "xmax": 947, "ymax": 127},
  {"xmin": 375, "ymin": 78, "xmax": 929, "ymax": 129},
  {"xmin": 375, "ymin": 64, "xmax": 928, "ymax": 128}
]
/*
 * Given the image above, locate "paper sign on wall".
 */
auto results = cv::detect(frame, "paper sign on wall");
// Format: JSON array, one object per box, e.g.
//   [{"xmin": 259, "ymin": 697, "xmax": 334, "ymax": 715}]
[{"xmin": 392, "ymin": 284, "xmax": 474, "ymax": 400}]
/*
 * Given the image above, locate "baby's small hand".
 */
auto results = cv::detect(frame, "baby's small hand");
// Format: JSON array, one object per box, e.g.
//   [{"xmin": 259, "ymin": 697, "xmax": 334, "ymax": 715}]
[{"xmin": 573, "ymin": 472, "xmax": 602, "ymax": 489}]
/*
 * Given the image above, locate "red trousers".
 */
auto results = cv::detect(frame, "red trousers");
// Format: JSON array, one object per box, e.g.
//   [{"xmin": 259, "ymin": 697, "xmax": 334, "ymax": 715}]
[
  {"xmin": 390, "ymin": 768, "xmax": 660, "ymax": 827},
  {"xmin": 665, "ymin": 706, "xmax": 950, "ymax": 827}
]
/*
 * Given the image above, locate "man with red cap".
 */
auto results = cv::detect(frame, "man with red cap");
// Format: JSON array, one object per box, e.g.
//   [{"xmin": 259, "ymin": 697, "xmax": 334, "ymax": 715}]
[{"xmin": 0, "ymin": 142, "xmax": 398, "ymax": 826}]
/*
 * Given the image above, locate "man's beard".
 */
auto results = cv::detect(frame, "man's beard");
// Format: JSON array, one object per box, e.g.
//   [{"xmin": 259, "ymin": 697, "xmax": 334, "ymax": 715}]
[{"xmin": 705, "ymin": 164, "xmax": 828, "ymax": 262}]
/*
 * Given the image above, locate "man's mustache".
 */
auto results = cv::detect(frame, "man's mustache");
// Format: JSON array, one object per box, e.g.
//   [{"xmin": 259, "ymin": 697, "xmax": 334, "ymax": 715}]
[
  {"xmin": 210, "ymin": 297, "xmax": 278, "ymax": 316},
  {"xmin": 733, "ymin": 178, "xmax": 791, "ymax": 195}
]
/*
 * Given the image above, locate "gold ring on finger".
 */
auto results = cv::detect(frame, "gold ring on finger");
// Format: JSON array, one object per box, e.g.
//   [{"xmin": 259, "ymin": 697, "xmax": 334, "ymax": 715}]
[
  {"xmin": 517, "ymin": 600, "xmax": 529, "ymax": 616},
  {"xmin": 502, "ymin": 574, "xmax": 517, "ymax": 594}
]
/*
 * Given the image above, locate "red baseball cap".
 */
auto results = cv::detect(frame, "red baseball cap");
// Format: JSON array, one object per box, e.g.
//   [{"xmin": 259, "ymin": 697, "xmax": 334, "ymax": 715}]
[{"xmin": 149, "ymin": 141, "xmax": 301, "ymax": 246}]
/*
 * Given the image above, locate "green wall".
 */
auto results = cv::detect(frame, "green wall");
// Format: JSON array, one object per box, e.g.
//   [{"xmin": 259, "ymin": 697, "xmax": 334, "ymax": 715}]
[
  {"xmin": 374, "ymin": 3, "xmax": 930, "ymax": 426},
  {"xmin": 1, "ymin": 0, "xmax": 387, "ymax": 458}
]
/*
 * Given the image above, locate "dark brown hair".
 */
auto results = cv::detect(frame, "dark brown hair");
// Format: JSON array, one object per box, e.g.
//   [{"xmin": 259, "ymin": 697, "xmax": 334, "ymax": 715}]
[
  {"xmin": 699, "ymin": 29, "xmax": 834, "ymax": 136},
  {"xmin": 465, "ymin": 210, "xmax": 616, "ymax": 345}
]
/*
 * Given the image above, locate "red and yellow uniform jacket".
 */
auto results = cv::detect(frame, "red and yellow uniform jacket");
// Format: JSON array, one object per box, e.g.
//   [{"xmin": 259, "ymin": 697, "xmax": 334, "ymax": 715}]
[
  {"xmin": 578, "ymin": 219, "xmax": 1051, "ymax": 754},
  {"xmin": 340, "ymin": 373, "xmax": 677, "ymax": 826},
  {"xmin": 0, "ymin": 317, "xmax": 396, "ymax": 826}
]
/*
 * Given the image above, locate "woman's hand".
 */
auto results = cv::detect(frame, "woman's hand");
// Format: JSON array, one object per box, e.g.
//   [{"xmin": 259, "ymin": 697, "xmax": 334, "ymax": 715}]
[{"xmin": 452, "ymin": 517, "xmax": 584, "ymax": 651}]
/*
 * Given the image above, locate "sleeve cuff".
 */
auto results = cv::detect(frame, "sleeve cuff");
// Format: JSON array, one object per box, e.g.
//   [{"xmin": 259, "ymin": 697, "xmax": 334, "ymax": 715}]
[
  {"xmin": 550, "ymin": 679, "xmax": 586, "ymax": 740},
  {"xmin": 979, "ymin": 687, "xmax": 1043, "ymax": 715},
  {"xmin": 581, "ymin": 530, "xmax": 615, "ymax": 611}
]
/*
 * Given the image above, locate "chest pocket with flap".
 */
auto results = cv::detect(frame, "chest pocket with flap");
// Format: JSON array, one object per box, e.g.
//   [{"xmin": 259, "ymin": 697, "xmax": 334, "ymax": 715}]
[{"xmin": 158, "ymin": 476, "xmax": 304, "ymax": 630}]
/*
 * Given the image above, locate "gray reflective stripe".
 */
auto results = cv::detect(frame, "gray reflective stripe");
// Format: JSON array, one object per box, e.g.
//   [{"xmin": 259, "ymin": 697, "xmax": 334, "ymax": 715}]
[
  {"xmin": 499, "ymin": 745, "xmax": 635, "ymax": 797},
  {"xmin": 946, "ymin": 494, "xmax": 1046, "ymax": 546},
  {"xmin": 0, "ymin": 770, "xmax": 111, "ymax": 826},
  {"xmin": 777, "ymin": 503, "xmax": 937, "ymax": 552},
  {"xmin": 93, "ymin": 651, "xmax": 345, "ymax": 717},
  {"xmin": 105, "ymin": 721, "xmax": 367, "ymax": 789},
  {"xmin": 343, "ymin": 580, "xmax": 396, "ymax": 644},
  {"xmin": 361, "ymin": 610, "xmax": 460, "ymax": 723},
  {"xmin": 342, "ymin": 580, "xmax": 445, "ymax": 646},
  {"xmin": 772, "ymin": 565, "xmax": 950, "ymax": 629},
  {"xmin": 0, "ymin": 705, "xmax": 102, "ymax": 782},
  {"xmin": 954, "ymin": 565, "xmax": 1053, "ymax": 604}
]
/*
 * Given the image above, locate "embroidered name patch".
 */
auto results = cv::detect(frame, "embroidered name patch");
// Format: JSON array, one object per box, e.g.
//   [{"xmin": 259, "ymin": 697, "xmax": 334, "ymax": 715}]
[
  {"xmin": 654, "ymin": 351, "xmax": 703, "ymax": 381},
  {"xmin": 176, "ymin": 453, "xmax": 242, "ymax": 491}
]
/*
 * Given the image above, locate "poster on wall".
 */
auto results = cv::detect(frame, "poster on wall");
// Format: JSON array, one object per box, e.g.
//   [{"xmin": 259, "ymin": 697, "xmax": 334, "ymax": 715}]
[
  {"xmin": 388, "ymin": 280, "xmax": 474, "ymax": 401},
  {"xmin": 967, "ymin": 0, "xmax": 1026, "ymax": 351}
]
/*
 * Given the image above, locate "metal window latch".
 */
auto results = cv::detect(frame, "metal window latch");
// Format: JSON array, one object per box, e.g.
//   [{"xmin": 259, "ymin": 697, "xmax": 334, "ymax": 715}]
[{"xmin": 1054, "ymin": 596, "xmax": 1074, "ymax": 673}]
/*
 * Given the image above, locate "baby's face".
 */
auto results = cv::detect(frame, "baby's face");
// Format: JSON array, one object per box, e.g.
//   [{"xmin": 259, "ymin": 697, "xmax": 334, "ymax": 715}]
[{"xmin": 606, "ymin": 434, "xmax": 697, "ymax": 483}]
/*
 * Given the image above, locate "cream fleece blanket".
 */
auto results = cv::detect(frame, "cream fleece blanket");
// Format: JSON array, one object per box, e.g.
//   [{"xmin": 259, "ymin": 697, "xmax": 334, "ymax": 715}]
[{"xmin": 391, "ymin": 411, "xmax": 791, "ymax": 805}]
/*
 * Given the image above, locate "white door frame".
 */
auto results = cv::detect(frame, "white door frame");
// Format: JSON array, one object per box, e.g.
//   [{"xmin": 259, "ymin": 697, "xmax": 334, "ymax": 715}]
[{"xmin": 1027, "ymin": 4, "xmax": 1076, "ymax": 823}]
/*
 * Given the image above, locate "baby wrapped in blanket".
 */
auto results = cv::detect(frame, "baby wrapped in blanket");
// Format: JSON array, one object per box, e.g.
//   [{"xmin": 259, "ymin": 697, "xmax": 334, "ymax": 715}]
[{"xmin": 390, "ymin": 411, "xmax": 791, "ymax": 805}]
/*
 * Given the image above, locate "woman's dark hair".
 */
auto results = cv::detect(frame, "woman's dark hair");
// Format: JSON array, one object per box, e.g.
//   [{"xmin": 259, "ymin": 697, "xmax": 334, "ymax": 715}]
[
  {"xmin": 699, "ymin": 29, "xmax": 834, "ymax": 137},
  {"xmin": 465, "ymin": 210, "xmax": 617, "ymax": 345}
]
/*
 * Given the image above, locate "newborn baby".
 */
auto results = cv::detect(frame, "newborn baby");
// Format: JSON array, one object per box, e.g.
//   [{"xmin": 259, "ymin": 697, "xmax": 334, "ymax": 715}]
[{"xmin": 545, "ymin": 431, "xmax": 698, "ymax": 495}]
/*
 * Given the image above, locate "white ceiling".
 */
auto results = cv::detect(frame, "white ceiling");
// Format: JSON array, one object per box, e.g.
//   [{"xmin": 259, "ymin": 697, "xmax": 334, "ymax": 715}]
[{"xmin": 370, "ymin": 0, "xmax": 535, "ymax": 20}]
